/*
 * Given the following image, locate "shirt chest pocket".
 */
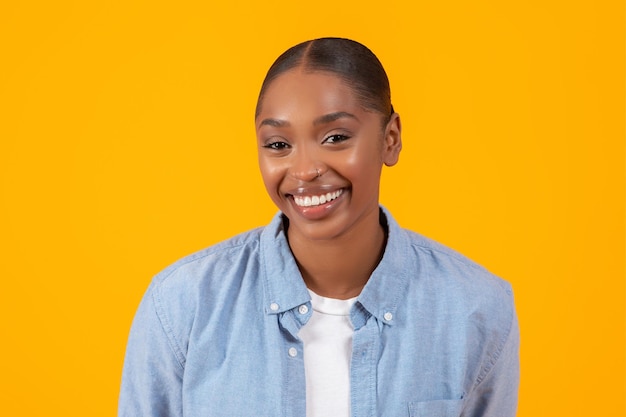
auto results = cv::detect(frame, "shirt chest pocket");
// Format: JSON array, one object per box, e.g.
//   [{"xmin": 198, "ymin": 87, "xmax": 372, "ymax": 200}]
[{"xmin": 408, "ymin": 399, "xmax": 464, "ymax": 417}]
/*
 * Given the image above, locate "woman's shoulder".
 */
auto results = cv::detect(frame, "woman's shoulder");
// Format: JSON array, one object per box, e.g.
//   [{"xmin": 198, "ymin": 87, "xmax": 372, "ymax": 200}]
[
  {"xmin": 404, "ymin": 229, "xmax": 493, "ymax": 274},
  {"xmin": 398, "ymin": 228, "xmax": 517, "ymax": 353},
  {"xmin": 136, "ymin": 226, "xmax": 269, "ymax": 339},
  {"xmin": 382, "ymin": 208, "xmax": 512, "ymax": 301},
  {"xmin": 151, "ymin": 226, "xmax": 266, "ymax": 291},
  {"xmin": 400, "ymin": 227, "xmax": 514, "ymax": 308}
]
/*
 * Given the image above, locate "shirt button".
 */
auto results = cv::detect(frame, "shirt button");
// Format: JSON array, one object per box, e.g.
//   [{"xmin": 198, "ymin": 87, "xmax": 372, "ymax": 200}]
[
  {"xmin": 270, "ymin": 303, "xmax": 279, "ymax": 311},
  {"xmin": 288, "ymin": 347, "xmax": 298, "ymax": 357},
  {"xmin": 384, "ymin": 312, "xmax": 393, "ymax": 321},
  {"xmin": 298, "ymin": 304, "xmax": 309, "ymax": 315}
]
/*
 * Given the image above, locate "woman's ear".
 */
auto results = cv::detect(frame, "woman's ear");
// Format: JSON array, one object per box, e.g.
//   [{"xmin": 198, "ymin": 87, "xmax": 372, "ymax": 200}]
[{"xmin": 383, "ymin": 113, "xmax": 402, "ymax": 167}]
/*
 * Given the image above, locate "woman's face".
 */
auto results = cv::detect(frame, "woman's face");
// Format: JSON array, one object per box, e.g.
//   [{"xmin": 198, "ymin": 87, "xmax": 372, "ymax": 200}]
[{"xmin": 255, "ymin": 69, "xmax": 401, "ymax": 242}]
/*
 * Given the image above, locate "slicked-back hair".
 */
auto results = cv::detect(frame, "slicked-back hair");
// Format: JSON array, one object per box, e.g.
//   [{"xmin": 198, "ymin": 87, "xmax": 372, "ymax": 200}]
[{"xmin": 255, "ymin": 38, "xmax": 393, "ymax": 120}]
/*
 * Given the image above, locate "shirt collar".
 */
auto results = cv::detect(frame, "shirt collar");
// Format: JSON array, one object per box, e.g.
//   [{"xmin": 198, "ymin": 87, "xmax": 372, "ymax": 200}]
[
  {"xmin": 356, "ymin": 206, "xmax": 412, "ymax": 327},
  {"xmin": 260, "ymin": 213, "xmax": 310, "ymax": 315},
  {"xmin": 260, "ymin": 206, "xmax": 411, "ymax": 325}
]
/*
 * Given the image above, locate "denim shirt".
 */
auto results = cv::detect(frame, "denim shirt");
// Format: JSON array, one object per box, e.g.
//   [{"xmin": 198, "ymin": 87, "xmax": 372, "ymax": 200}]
[{"xmin": 119, "ymin": 208, "xmax": 519, "ymax": 417}]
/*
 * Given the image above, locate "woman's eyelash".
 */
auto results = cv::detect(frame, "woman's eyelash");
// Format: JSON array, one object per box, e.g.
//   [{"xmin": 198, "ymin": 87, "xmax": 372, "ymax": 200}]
[
  {"xmin": 324, "ymin": 134, "xmax": 350, "ymax": 144},
  {"xmin": 262, "ymin": 134, "xmax": 350, "ymax": 149},
  {"xmin": 263, "ymin": 141, "xmax": 290, "ymax": 150}
]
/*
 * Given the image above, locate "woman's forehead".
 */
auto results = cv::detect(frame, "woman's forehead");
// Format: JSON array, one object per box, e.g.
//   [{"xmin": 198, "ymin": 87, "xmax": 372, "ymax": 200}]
[{"xmin": 256, "ymin": 70, "xmax": 362, "ymax": 118}]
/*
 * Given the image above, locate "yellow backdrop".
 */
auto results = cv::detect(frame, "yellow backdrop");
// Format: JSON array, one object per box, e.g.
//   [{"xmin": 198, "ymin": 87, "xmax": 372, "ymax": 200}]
[{"xmin": 1, "ymin": 0, "xmax": 623, "ymax": 416}]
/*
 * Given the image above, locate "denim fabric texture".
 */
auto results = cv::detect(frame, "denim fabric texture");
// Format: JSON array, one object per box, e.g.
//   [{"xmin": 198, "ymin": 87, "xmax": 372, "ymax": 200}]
[{"xmin": 119, "ymin": 207, "xmax": 519, "ymax": 417}]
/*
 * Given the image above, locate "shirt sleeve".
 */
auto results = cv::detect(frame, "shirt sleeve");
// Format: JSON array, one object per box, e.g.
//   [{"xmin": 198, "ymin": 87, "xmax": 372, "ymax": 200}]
[
  {"xmin": 462, "ymin": 310, "xmax": 520, "ymax": 417},
  {"xmin": 118, "ymin": 282, "xmax": 185, "ymax": 417}
]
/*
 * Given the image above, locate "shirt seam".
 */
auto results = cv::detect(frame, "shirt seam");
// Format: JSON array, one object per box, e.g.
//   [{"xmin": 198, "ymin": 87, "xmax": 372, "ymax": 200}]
[
  {"xmin": 152, "ymin": 240, "xmax": 250, "ymax": 370},
  {"xmin": 473, "ymin": 289, "xmax": 515, "ymax": 387},
  {"xmin": 155, "ymin": 241, "xmax": 254, "ymax": 286},
  {"xmin": 409, "ymin": 241, "xmax": 488, "ymax": 275},
  {"xmin": 151, "ymin": 284, "xmax": 187, "ymax": 370},
  {"xmin": 150, "ymin": 241, "xmax": 254, "ymax": 370}
]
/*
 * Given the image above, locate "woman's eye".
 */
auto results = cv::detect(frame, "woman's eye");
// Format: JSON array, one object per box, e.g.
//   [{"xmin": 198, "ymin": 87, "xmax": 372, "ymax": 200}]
[
  {"xmin": 323, "ymin": 134, "xmax": 350, "ymax": 144},
  {"xmin": 263, "ymin": 141, "xmax": 290, "ymax": 150}
]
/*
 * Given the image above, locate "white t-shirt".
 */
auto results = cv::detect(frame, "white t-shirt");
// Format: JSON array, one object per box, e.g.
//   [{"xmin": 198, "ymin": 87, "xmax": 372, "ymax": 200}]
[{"xmin": 299, "ymin": 289, "xmax": 357, "ymax": 417}]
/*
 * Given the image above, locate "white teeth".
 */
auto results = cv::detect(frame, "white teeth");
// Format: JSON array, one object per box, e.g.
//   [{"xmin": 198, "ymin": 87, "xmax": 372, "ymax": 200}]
[{"xmin": 294, "ymin": 189, "xmax": 343, "ymax": 207}]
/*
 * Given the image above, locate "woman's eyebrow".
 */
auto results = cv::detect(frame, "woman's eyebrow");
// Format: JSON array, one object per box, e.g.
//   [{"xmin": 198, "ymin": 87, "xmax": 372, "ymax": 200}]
[
  {"xmin": 258, "ymin": 118, "xmax": 290, "ymax": 128},
  {"xmin": 258, "ymin": 112, "xmax": 359, "ymax": 129},
  {"xmin": 313, "ymin": 111, "xmax": 359, "ymax": 126}
]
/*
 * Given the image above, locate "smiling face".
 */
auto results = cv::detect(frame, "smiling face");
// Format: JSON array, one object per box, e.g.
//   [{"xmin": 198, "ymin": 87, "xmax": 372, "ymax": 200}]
[{"xmin": 255, "ymin": 69, "xmax": 401, "ymax": 242}]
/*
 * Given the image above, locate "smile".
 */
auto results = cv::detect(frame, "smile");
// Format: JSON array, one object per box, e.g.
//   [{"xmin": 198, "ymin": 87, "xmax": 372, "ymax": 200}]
[{"xmin": 293, "ymin": 189, "xmax": 344, "ymax": 207}]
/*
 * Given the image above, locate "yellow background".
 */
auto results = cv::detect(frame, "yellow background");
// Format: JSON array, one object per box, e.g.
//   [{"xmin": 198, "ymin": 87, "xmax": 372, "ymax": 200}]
[{"xmin": 1, "ymin": 0, "xmax": 623, "ymax": 415}]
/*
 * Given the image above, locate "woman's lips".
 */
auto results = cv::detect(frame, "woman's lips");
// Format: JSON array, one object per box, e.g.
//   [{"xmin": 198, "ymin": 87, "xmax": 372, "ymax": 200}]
[
  {"xmin": 284, "ymin": 186, "xmax": 347, "ymax": 220},
  {"xmin": 293, "ymin": 189, "xmax": 344, "ymax": 207}
]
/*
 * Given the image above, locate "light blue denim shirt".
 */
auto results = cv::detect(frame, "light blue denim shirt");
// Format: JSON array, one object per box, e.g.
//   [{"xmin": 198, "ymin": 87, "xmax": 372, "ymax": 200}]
[{"xmin": 119, "ymin": 208, "xmax": 519, "ymax": 417}]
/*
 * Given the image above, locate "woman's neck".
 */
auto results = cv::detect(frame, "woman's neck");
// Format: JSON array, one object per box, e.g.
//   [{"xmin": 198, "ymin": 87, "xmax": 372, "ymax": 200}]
[{"xmin": 286, "ymin": 208, "xmax": 386, "ymax": 300}]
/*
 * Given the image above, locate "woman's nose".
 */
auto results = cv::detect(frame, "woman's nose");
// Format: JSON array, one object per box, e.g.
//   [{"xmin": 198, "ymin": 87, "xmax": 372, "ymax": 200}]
[{"xmin": 289, "ymin": 150, "xmax": 323, "ymax": 182}]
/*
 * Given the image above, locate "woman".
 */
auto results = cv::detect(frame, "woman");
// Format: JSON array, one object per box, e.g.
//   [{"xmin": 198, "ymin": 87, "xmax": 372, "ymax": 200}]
[{"xmin": 119, "ymin": 38, "xmax": 519, "ymax": 417}]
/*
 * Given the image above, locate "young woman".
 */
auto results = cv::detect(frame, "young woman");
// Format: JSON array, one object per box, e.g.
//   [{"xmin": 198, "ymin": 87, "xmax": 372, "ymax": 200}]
[{"xmin": 119, "ymin": 38, "xmax": 519, "ymax": 417}]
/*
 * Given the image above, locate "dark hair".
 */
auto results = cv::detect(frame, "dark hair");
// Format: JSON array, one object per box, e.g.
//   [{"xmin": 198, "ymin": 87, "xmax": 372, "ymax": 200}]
[{"xmin": 255, "ymin": 37, "xmax": 394, "ymax": 120}]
